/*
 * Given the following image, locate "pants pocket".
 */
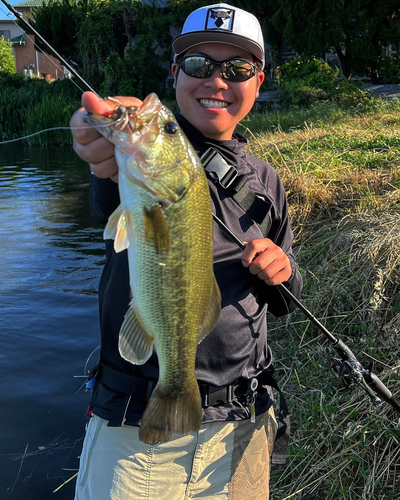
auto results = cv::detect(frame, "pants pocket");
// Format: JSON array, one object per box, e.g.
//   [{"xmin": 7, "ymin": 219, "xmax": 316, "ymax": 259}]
[{"xmin": 77, "ymin": 414, "xmax": 104, "ymax": 488}]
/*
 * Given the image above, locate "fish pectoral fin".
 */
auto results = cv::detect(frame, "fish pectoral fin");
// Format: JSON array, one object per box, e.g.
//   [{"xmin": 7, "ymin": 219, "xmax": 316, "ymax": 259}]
[
  {"xmin": 198, "ymin": 276, "xmax": 221, "ymax": 343},
  {"xmin": 104, "ymin": 205, "xmax": 123, "ymax": 240},
  {"xmin": 104, "ymin": 205, "xmax": 130, "ymax": 253},
  {"xmin": 143, "ymin": 205, "xmax": 170, "ymax": 254},
  {"xmin": 118, "ymin": 305, "xmax": 153, "ymax": 365}
]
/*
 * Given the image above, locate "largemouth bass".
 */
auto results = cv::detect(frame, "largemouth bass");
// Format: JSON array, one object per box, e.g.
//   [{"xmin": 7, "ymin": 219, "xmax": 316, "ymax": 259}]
[{"xmin": 85, "ymin": 93, "xmax": 221, "ymax": 445}]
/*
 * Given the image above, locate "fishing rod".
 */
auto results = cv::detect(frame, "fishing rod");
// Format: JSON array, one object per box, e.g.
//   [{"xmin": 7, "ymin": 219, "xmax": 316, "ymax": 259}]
[
  {"xmin": 212, "ymin": 213, "xmax": 400, "ymax": 415},
  {"xmin": 0, "ymin": 0, "xmax": 99, "ymax": 96}
]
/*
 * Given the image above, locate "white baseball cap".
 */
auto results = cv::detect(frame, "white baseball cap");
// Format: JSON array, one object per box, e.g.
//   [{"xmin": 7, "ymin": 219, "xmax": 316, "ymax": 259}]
[{"xmin": 172, "ymin": 3, "xmax": 265, "ymax": 69}]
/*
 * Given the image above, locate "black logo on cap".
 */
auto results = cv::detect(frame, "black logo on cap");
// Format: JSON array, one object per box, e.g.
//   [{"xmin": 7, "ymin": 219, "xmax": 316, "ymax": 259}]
[{"xmin": 206, "ymin": 8, "xmax": 234, "ymax": 30}]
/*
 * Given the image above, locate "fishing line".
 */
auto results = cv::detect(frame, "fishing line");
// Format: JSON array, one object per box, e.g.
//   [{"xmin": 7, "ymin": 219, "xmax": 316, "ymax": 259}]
[
  {"xmin": 0, "ymin": 5, "xmax": 88, "ymax": 96},
  {"xmin": 0, "ymin": 120, "xmax": 122, "ymax": 145}
]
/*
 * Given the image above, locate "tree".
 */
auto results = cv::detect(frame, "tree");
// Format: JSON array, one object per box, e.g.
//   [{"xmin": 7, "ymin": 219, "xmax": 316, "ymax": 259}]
[
  {"xmin": 167, "ymin": 0, "xmax": 208, "ymax": 29},
  {"xmin": 231, "ymin": 0, "xmax": 286, "ymax": 66},
  {"xmin": 273, "ymin": 0, "xmax": 400, "ymax": 79},
  {"xmin": 0, "ymin": 36, "xmax": 15, "ymax": 74},
  {"xmin": 78, "ymin": 0, "xmax": 172, "ymax": 96},
  {"xmin": 32, "ymin": 0, "xmax": 172, "ymax": 97},
  {"xmin": 31, "ymin": 0, "xmax": 88, "ymax": 67}
]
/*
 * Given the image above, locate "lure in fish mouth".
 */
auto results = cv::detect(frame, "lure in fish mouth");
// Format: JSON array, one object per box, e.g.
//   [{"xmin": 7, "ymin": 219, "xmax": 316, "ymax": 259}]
[{"xmin": 86, "ymin": 93, "xmax": 221, "ymax": 445}]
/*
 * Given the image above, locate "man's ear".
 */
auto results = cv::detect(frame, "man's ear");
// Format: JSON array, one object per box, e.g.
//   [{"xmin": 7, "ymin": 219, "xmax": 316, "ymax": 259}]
[
  {"xmin": 255, "ymin": 71, "xmax": 265, "ymax": 98},
  {"xmin": 171, "ymin": 63, "xmax": 179, "ymax": 89}
]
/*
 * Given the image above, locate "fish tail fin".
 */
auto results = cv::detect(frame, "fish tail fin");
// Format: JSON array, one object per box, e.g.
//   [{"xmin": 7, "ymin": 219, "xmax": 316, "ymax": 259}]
[{"xmin": 139, "ymin": 380, "xmax": 202, "ymax": 445}]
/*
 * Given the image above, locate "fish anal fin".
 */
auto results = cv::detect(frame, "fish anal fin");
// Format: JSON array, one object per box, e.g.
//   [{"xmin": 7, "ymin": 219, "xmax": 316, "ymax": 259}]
[
  {"xmin": 198, "ymin": 277, "xmax": 221, "ymax": 343},
  {"xmin": 143, "ymin": 205, "xmax": 170, "ymax": 254},
  {"xmin": 139, "ymin": 380, "xmax": 202, "ymax": 445},
  {"xmin": 104, "ymin": 205, "xmax": 130, "ymax": 253},
  {"xmin": 118, "ymin": 304, "xmax": 153, "ymax": 365}
]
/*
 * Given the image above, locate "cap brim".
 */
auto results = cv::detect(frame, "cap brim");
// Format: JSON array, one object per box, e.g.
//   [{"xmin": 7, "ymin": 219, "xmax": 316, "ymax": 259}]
[{"xmin": 172, "ymin": 31, "xmax": 264, "ymax": 67}]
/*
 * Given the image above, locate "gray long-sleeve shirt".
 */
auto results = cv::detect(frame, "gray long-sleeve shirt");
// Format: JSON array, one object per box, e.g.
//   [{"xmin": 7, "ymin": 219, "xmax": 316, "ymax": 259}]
[{"xmin": 89, "ymin": 114, "xmax": 302, "ymax": 424}]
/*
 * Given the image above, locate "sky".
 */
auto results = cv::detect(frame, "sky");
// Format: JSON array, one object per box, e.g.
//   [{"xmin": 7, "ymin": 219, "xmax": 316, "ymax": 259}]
[{"xmin": 0, "ymin": 0, "xmax": 23, "ymax": 20}]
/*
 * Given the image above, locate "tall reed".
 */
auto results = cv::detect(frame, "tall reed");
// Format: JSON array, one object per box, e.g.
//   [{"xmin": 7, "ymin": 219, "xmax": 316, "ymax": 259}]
[{"xmin": 0, "ymin": 75, "xmax": 81, "ymax": 146}]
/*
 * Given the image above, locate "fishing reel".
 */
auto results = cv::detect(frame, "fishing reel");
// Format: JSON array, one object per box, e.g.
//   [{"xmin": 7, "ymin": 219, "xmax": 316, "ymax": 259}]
[{"xmin": 331, "ymin": 358, "xmax": 382, "ymax": 406}]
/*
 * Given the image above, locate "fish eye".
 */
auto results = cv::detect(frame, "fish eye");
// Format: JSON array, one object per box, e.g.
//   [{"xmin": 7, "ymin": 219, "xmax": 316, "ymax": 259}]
[{"xmin": 164, "ymin": 121, "xmax": 179, "ymax": 135}]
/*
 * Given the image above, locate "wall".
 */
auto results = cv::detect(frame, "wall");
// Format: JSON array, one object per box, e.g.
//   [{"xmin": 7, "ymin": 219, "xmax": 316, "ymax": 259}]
[
  {"xmin": 13, "ymin": 34, "xmax": 63, "ymax": 79},
  {"xmin": 0, "ymin": 14, "xmax": 63, "ymax": 79}
]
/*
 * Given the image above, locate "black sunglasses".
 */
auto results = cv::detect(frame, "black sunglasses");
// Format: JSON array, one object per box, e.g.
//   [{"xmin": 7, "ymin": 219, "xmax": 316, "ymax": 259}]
[{"xmin": 179, "ymin": 55, "xmax": 259, "ymax": 82}]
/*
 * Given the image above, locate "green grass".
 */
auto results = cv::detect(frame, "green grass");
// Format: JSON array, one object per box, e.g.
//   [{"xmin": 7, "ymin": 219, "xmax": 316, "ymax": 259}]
[{"xmin": 239, "ymin": 99, "xmax": 400, "ymax": 499}]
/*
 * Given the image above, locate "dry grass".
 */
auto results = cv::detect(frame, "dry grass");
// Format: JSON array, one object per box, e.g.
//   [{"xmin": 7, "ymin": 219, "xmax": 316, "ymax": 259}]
[
  {"xmin": 268, "ymin": 209, "xmax": 400, "ymax": 499},
  {"xmin": 242, "ymin": 100, "xmax": 400, "ymax": 499},
  {"xmin": 243, "ymin": 104, "xmax": 400, "ymax": 232}
]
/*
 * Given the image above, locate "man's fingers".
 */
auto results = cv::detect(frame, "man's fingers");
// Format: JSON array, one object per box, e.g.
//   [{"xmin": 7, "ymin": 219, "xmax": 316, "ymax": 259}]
[
  {"xmin": 70, "ymin": 93, "xmax": 143, "ymax": 182},
  {"xmin": 73, "ymin": 135, "xmax": 115, "ymax": 164},
  {"xmin": 256, "ymin": 259, "xmax": 285, "ymax": 282},
  {"xmin": 82, "ymin": 92, "xmax": 143, "ymax": 115},
  {"xmin": 70, "ymin": 108, "xmax": 102, "ymax": 144},
  {"xmin": 242, "ymin": 238, "xmax": 292, "ymax": 285},
  {"xmin": 88, "ymin": 156, "xmax": 119, "ymax": 180},
  {"xmin": 241, "ymin": 239, "xmax": 269, "ymax": 268},
  {"xmin": 247, "ymin": 251, "xmax": 275, "ymax": 276}
]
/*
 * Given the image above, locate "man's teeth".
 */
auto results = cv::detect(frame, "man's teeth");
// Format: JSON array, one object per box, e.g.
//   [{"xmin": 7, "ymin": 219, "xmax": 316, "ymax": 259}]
[{"xmin": 199, "ymin": 99, "xmax": 229, "ymax": 108}]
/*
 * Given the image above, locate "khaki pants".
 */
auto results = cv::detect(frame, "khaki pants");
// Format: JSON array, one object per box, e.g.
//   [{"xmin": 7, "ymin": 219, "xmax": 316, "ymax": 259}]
[{"xmin": 75, "ymin": 407, "xmax": 277, "ymax": 500}]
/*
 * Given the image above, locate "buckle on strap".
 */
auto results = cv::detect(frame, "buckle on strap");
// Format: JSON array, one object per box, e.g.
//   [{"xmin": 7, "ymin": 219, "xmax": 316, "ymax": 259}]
[
  {"xmin": 201, "ymin": 147, "xmax": 238, "ymax": 189},
  {"xmin": 200, "ymin": 383, "xmax": 235, "ymax": 406}
]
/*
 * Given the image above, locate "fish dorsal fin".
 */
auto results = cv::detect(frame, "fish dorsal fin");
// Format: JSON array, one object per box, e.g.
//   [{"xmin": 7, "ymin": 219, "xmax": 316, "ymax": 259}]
[
  {"xmin": 119, "ymin": 303, "xmax": 154, "ymax": 365},
  {"xmin": 143, "ymin": 205, "xmax": 170, "ymax": 254},
  {"xmin": 104, "ymin": 205, "xmax": 130, "ymax": 253},
  {"xmin": 198, "ymin": 276, "xmax": 221, "ymax": 343}
]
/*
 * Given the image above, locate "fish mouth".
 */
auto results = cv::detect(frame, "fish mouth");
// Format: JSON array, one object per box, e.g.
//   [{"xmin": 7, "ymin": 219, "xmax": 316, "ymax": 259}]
[{"xmin": 198, "ymin": 99, "xmax": 230, "ymax": 109}]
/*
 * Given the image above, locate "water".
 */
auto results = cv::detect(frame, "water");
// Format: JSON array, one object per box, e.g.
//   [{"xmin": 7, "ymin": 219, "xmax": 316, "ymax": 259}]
[{"xmin": 0, "ymin": 145, "xmax": 105, "ymax": 499}]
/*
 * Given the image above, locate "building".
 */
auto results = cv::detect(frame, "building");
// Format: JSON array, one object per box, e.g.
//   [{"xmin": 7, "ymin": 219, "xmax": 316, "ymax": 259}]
[{"xmin": 1, "ymin": 0, "xmax": 64, "ymax": 79}]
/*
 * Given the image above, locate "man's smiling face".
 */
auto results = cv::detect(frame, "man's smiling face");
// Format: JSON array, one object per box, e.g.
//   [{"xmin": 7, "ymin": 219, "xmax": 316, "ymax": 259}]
[{"xmin": 172, "ymin": 43, "xmax": 264, "ymax": 141}]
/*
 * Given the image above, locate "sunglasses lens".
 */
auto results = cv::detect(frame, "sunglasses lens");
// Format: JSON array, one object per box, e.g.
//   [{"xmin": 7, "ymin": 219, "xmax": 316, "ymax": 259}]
[
  {"xmin": 222, "ymin": 60, "xmax": 254, "ymax": 82},
  {"xmin": 182, "ymin": 57, "xmax": 212, "ymax": 78},
  {"xmin": 181, "ymin": 57, "xmax": 255, "ymax": 81}
]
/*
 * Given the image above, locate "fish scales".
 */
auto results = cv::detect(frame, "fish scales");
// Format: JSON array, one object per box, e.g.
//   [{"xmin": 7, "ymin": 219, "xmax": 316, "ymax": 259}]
[{"xmin": 85, "ymin": 93, "xmax": 221, "ymax": 444}]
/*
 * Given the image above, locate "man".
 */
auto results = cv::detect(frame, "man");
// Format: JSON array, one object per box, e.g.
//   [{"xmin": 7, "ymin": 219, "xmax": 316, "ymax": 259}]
[{"xmin": 71, "ymin": 4, "xmax": 302, "ymax": 499}]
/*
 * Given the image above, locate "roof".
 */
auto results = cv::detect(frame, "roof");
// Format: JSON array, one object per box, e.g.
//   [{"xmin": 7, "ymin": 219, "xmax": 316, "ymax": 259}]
[
  {"xmin": 13, "ymin": 0, "xmax": 50, "ymax": 8},
  {"xmin": 13, "ymin": 0, "xmax": 166, "ymax": 6},
  {"xmin": 10, "ymin": 34, "xmax": 26, "ymax": 45}
]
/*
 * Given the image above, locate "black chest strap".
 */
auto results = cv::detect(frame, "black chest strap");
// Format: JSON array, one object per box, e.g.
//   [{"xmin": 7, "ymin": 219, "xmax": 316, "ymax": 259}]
[{"xmin": 200, "ymin": 147, "xmax": 273, "ymax": 237}]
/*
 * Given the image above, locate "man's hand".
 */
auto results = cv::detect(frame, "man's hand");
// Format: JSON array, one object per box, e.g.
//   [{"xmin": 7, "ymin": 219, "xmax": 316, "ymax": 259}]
[
  {"xmin": 70, "ymin": 92, "xmax": 142, "ymax": 182},
  {"xmin": 242, "ymin": 238, "xmax": 292, "ymax": 286}
]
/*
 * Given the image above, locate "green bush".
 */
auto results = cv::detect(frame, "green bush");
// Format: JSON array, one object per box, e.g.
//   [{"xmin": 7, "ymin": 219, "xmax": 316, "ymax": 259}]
[
  {"xmin": 0, "ymin": 74, "xmax": 81, "ymax": 145},
  {"xmin": 277, "ymin": 57, "xmax": 368, "ymax": 107},
  {"xmin": 0, "ymin": 71, "xmax": 25, "ymax": 89},
  {"xmin": 100, "ymin": 41, "xmax": 169, "ymax": 100},
  {"xmin": 0, "ymin": 36, "xmax": 15, "ymax": 74},
  {"xmin": 377, "ymin": 55, "xmax": 400, "ymax": 84}
]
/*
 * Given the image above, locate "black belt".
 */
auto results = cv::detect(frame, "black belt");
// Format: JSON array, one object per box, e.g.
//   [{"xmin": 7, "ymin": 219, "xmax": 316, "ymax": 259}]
[
  {"xmin": 89, "ymin": 363, "xmax": 290, "ymax": 464},
  {"xmin": 91, "ymin": 363, "xmax": 266, "ymax": 407}
]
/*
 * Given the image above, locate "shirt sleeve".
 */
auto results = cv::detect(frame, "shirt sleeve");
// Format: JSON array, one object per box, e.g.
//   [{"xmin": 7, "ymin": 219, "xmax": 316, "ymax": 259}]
[
  {"xmin": 251, "ymin": 159, "xmax": 303, "ymax": 317},
  {"xmin": 89, "ymin": 174, "xmax": 120, "ymax": 224}
]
